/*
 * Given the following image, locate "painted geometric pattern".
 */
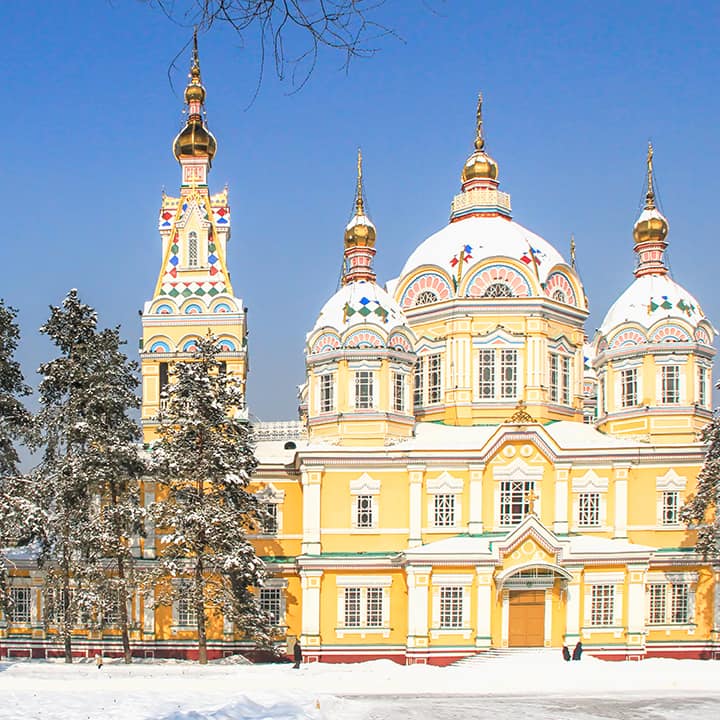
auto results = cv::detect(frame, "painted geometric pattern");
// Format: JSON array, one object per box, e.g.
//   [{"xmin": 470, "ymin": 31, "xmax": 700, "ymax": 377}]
[
  {"xmin": 650, "ymin": 324, "xmax": 691, "ymax": 343},
  {"xmin": 400, "ymin": 273, "xmax": 452, "ymax": 309},
  {"xmin": 388, "ymin": 332, "xmax": 412, "ymax": 352},
  {"xmin": 695, "ymin": 326, "xmax": 711, "ymax": 345},
  {"xmin": 647, "ymin": 295, "xmax": 698, "ymax": 318},
  {"xmin": 465, "ymin": 264, "xmax": 531, "ymax": 298},
  {"xmin": 346, "ymin": 329, "xmax": 383, "ymax": 348},
  {"xmin": 544, "ymin": 272, "xmax": 577, "ymax": 306},
  {"xmin": 311, "ymin": 332, "xmax": 342, "ymax": 354},
  {"xmin": 343, "ymin": 296, "xmax": 392, "ymax": 323},
  {"xmin": 609, "ymin": 329, "xmax": 646, "ymax": 349}
]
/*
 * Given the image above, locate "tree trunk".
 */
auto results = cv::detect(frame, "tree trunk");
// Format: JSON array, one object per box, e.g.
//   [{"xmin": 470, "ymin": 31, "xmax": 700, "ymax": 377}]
[
  {"xmin": 195, "ymin": 561, "xmax": 208, "ymax": 664},
  {"xmin": 117, "ymin": 557, "xmax": 132, "ymax": 664},
  {"xmin": 62, "ymin": 582, "xmax": 72, "ymax": 664}
]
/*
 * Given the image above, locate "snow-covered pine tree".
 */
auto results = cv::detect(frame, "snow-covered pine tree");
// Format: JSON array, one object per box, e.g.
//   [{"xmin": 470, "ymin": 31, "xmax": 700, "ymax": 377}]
[
  {"xmin": 681, "ymin": 414, "xmax": 720, "ymax": 558},
  {"xmin": 34, "ymin": 290, "xmax": 146, "ymax": 663},
  {"xmin": 0, "ymin": 300, "xmax": 33, "ymax": 620},
  {"xmin": 151, "ymin": 334, "xmax": 272, "ymax": 664}
]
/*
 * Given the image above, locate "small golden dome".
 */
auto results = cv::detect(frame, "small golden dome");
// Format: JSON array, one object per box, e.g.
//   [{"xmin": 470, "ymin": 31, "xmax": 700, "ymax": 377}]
[
  {"xmin": 184, "ymin": 82, "xmax": 206, "ymax": 104},
  {"xmin": 633, "ymin": 143, "xmax": 668, "ymax": 244},
  {"xmin": 173, "ymin": 120, "xmax": 217, "ymax": 163},
  {"xmin": 344, "ymin": 149, "xmax": 376, "ymax": 247}
]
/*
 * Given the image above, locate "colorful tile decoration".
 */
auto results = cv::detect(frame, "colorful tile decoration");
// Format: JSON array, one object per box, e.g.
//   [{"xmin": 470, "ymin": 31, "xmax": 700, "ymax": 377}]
[
  {"xmin": 343, "ymin": 296, "xmax": 391, "ymax": 324},
  {"xmin": 647, "ymin": 295, "xmax": 697, "ymax": 317}
]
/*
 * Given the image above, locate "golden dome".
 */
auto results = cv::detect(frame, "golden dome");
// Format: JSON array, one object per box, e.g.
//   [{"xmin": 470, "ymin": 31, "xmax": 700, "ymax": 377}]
[
  {"xmin": 633, "ymin": 143, "xmax": 668, "ymax": 244},
  {"xmin": 461, "ymin": 93, "xmax": 499, "ymax": 182},
  {"xmin": 184, "ymin": 82, "xmax": 206, "ymax": 104},
  {"xmin": 344, "ymin": 149, "xmax": 376, "ymax": 247},
  {"xmin": 173, "ymin": 120, "xmax": 217, "ymax": 163}
]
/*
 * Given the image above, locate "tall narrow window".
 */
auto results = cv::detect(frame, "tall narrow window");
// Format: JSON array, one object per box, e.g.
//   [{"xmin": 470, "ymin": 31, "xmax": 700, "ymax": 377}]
[
  {"xmin": 177, "ymin": 593, "xmax": 197, "ymax": 627},
  {"xmin": 500, "ymin": 350, "xmax": 517, "ymax": 399},
  {"xmin": 621, "ymin": 368, "xmax": 638, "ymax": 408},
  {"xmin": 414, "ymin": 357, "xmax": 424, "ymax": 408},
  {"xmin": 427, "ymin": 354, "xmax": 442, "ymax": 404},
  {"xmin": 355, "ymin": 495, "xmax": 374, "ymax": 528},
  {"xmin": 561, "ymin": 356, "xmax": 571, "ymax": 405},
  {"xmin": 698, "ymin": 367, "xmax": 707, "ymax": 407},
  {"xmin": 262, "ymin": 503, "xmax": 278, "ymax": 534},
  {"xmin": 9, "ymin": 587, "xmax": 31, "ymax": 624},
  {"xmin": 499, "ymin": 480, "xmax": 534, "ymax": 526},
  {"xmin": 393, "ymin": 372, "xmax": 406, "ymax": 412},
  {"xmin": 433, "ymin": 494, "xmax": 456, "ymax": 528},
  {"xmin": 478, "ymin": 349, "xmax": 496, "ymax": 399},
  {"xmin": 590, "ymin": 584, "xmax": 614, "ymax": 626},
  {"xmin": 648, "ymin": 584, "xmax": 665, "ymax": 624},
  {"xmin": 320, "ymin": 374, "xmax": 334, "ymax": 413},
  {"xmin": 670, "ymin": 584, "xmax": 690, "ymax": 624},
  {"xmin": 354, "ymin": 370, "xmax": 374, "ymax": 409},
  {"xmin": 260, "ymin": 587, "xmax": 283, "ymax": 627},
  {"xmin": 188, "ymin": 231, "xmax": 199, "ymax": 268},
  {"xmin": 159, "ymin": 361, "xmax": 169, "ymax": 410},
  {"xmin": 439, "ymin": 586, "xmax": 463, "ymax": 628},
  {"xmin": 578, "ymin": 492, "xmax": 600, "ymax": 527},
  {"xmin": 661, "ymin": 491, "xmax": 679, "ymax": 525},
  {"xmin": 366, "ymin": 587, "xmax": 383, "ymax": 627},
  {"xmin": 662, "ymin": 365, "xmax": 680, "ymax": 404},
  {"xmin": 344, "ymin": 587, "xmax": 361, "ymax": 627},
  {"xmin": 549, "ymin": 354, "xmax": 559, "ymax": 402}
]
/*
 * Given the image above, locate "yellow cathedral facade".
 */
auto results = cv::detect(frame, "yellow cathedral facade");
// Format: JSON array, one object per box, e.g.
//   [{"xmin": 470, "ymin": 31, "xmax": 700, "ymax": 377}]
[{"xmin": 2, "ymin": 43, "xmax": 720, "ymax": 663}]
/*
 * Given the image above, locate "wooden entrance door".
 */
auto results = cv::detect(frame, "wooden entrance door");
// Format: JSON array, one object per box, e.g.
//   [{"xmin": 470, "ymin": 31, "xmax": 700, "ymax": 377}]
[{"xmin": 508, "ymin": 590, "xmax": 545, "ymax": 647}]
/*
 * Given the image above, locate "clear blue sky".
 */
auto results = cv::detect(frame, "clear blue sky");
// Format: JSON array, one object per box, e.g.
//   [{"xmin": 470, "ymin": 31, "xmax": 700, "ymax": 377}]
[{"xmin": 3, "ymin": 1, "xmax": 719, "ymax": 419}]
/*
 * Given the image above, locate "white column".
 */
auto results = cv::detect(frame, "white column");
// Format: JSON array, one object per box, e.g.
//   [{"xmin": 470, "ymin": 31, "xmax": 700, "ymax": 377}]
[
  {"xmin": 554, "ymin": 464, "xmax": 571, "ymax": 535},
  {"xmin": 713, "ymin": 565, "xmax": 720, "ymax": 635},
  {"xmin": 406, "ymin": 565, "xmax": 430, "ymax": 648},
  {"xmin": 143, "ymin": 482, "xmax": 156, "ymax": 559},
  {"xmin": 408, "ymin": 465, "xmax": 425, "ymax": 548},
  {"xmin": 627, "ymin": 564, "xmax": 647, "ymax": 650},
  {"xmin": 544, "ymin": 588, "xmax": 553, "ymax": 647},
  {"xmin": 300, "ymin": 569, "xmax": 323, "ymax": 647},
  {"xmin": 564, "ymin": 565, "xmax": 582, "ymax": 644},
  {"xmin": 475, "ymin": 568, "xmax": 492, "ymax": 649},
  {"xmin": 468, "ymin": 463, "xmax": 485, "ymax": 535},
  {"xmin": 501, "ymin": 590, "xmax": 510, "ymax": 648},
  {"xmin": 301, "ymin": 465, "xmax": 323, "ymax": 554},
  {"xmin": 143, "ymin": 592, "xmax": 155, "ymax": 636},
  {"xmin": 613, "ymin": 463, "xmax": 630, "ymax": 539}
]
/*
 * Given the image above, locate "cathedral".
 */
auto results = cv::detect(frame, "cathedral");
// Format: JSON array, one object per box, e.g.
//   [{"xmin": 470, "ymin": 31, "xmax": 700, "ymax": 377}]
[{"xmin": 2, "ymin": 42, "xmax": 719, "ymax": 663}]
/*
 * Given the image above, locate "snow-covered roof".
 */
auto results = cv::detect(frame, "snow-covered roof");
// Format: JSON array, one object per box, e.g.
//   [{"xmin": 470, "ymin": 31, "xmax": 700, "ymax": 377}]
[
  {"xmin": 599, "ymin": 273, "xmax": 705, "ymax": 337},
  {"xmin": 387, "ymin": 215, "xmax": 568, "ymax": 292},
  {"xmin": 345, "ymin": 214, "xmax": 375, "ymax": 232},
  {"xmin": 308, "ymin": 280, "xmax": 410, "ymax": 338},
  {"xmin": 634, "ymin": 206, "xmax": 668, "ymax": 229}
]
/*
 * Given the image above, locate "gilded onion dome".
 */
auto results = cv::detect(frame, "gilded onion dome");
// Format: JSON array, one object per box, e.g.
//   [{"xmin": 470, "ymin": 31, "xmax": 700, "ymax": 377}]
[
  {"xmin": 344, "ymin": 149, "xmax": 377, "ymax": 249},
  {"xmin": 461, "ymin": 93, "xmax": 499, "ymax": 183},
  {"xmin": 173, "ymin": 32, "xmax": 217, "ymax": 165},
  {"xmin": 633, "ymin": 142, "xmax": 668, "ymax": 245}
]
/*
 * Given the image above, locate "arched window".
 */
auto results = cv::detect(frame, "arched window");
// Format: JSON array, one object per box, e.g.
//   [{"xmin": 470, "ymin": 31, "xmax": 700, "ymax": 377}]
[
  {"xmin": 552, "ymin": 289, "xmax": 567, "ymax": 303},
  {"xmin": 482, "ymin": 282, "xmax": 513, "ymax": 298},
  {"xmin": 188, "ymin": 231, "xmax": 199, "ymax": 268},
  {"xmin": 415, "ymin": 290, "xmax": 438, "ymax": 306}
]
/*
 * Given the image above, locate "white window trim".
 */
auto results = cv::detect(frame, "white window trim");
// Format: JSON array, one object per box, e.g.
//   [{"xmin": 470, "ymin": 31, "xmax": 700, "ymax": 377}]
[
  {"xmin": 475, "ymin": 345, "xmax": 523, "ymax": 402},
  {"xmin": 255, "ymin": 483, "xmax": 286, "ymax": 537},
  {"xmin": 430, "ymin": 578, "xmax": 472, "ymax": 638},
  {"xmin": 426, "ymin": 472, "xmax": 463, "ymax": 530},
  {"xmin": 336, "ymin": 579, "xmax": 391, "ymax": 638},
  {"xmin": 571, "ymin": 470, "xmax": 609, "ymax": 531},
  {"xmin": 350, "ymin": 474, "xmax": 381, "ymax": 531}
]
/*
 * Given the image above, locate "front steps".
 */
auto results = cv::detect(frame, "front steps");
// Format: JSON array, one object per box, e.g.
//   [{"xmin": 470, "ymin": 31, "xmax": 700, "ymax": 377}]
[{"xmin": 454, "ymin": 647, "xmax": 564, "ymax": 665}]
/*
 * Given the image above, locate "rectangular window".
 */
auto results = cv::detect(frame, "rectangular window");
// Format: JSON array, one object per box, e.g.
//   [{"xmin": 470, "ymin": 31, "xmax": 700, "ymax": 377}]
[
  {"xmin": 188, "ymin": 232, "xmax": 199, "ymax": 268},
  {"xmin": 578, "ymin": 492, "xmax": 600, "ymax": 527},
  {"xmin": 648, "ymin": 584, "xmax": 666, "ymax": 624},
  {"xmin": 670, "ymin": 584, "xmax": 690, "ymax": 624},
  {"xmin": 427, "ymin": 354, "xmax": 442, "ymax": 404},
  {"xmin": 621, "ymin": 368, "xmax": 637, "ymax": 408},
  {"xmin": 439, "ymin": 586, "xmax": 463, "ymax": 628},
  {"xmin": 262, "ymin": 503, "xmax": 278, "ymax": 534},
  {"xmin": 366, "ymin": 587, "xmax": 383, "ymax": 628},
  {"xmin": 159, "ymin": 361, "xmax": 169, "ymax": 410},
  {"xmin": 393, "ymin": 372, "xmax": 405, "ymax": 412},
  {"xmin": 9, "ymin": 587, "xmax": 31, "ymax": 624},
  {"xmin": 343, "ymin": 587, "xmax": 361, "ymax": 627},
  {"xmin": 561, "ymin": 356, "xmax": 571, "ymax": 405},
  {"xmin": 499, "ymin": 480, "xmax": 534, "ymax": 526},
  {"xmin": 662, "ymin": 365, "xmax": 680, "ymax": 404},
  {"xmin": 590, "ymin": 584, "xmax": 614, "ymax": 626},
  {"xmin": 661, "ymin": 491, "xmax": 679, "ymax": 525},
  {"xmin": 355, "ymin": 495, "xmax": 374, "ymax": 529},
  {"xmin": 479, "ymin": 349, "xmax": 496, "ymax": 399},
  {"xmin": 698, "ymin": 367, "xmax": 707, "ymax": 407},
  {"xmin": 549, "ymin": 354, "xmax": 559, "ymax": 403},
  {"xmin": 414, "ymin": 357, "xmax": 424, "ymax": 408},
  {"xmin": 433, "ymin": 494, "xmax": 456, "ymax": 528},
  {"xmin": 103, "ymin": 592, "xmax": 121, "ymax": 627},
  {"xmin": 500, "ymin": 350, "xmax": 518, "ymax": 399},
  {"xmin": 320, "ymin": 373, "xmax": 334, "ymax": 413},
  {"xmin": 260, "ymin": 587, "xmax": 283, "ymax": 626},
  {"xmin": 177, "ymin": 594, "xmax": 197, "ymax": 627},
  {"xmin": 354, "ymin": 370, "xmax": 374, "ymax": 409}
]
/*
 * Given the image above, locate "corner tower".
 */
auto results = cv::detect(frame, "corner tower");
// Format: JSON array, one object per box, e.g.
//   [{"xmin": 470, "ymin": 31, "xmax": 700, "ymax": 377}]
[{"xmin": 140, "ymin": 35, "xmax": 247, "ymax": 440}]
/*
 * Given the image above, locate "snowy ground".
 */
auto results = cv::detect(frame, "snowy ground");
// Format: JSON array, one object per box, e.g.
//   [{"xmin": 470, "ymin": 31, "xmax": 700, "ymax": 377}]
[{"xmin": 1, "ymin": 653, "xmax": 720, "ymax": 720}]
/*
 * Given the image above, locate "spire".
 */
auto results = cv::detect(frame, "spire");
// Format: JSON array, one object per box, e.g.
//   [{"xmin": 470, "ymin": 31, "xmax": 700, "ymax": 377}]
[
  {"xmin": 633, "ymin": 142, "xmax": 669, "ymax": 278},
  {"xmin": 474, "ymin": 92, "xmax": 485, "ymax": 152},
  {"xmin": 570, "ymin": 234, "xmax": 576, "ymax": 269},
  {"xmin": 173, "ymin": 29, "xmax": 217, "ymax": 174},
  {"xmin": 342, "ymin": 149, "xmax": 377, "ymax": 285}
]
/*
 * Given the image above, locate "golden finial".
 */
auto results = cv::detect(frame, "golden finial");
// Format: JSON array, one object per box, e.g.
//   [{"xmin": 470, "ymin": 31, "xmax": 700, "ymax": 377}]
[
  {"xmin": 355, "ymin": 148, "xmax": 365, "ymax": 216},
  {"xmin": 570, "ymin": 234, "xmax": 576, "ymax": 269},
  {"xmin": 645, "ymin": 141, "xmax": 656, "ymax": 210},
  {"xmin": 474, "ymin": 92, "xmax": 485, "ymax": 151}
]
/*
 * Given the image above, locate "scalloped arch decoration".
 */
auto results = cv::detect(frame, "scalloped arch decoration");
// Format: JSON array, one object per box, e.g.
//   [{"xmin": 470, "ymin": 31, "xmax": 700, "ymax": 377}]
[
  {"xmin": 213, "ymin": 302, "xmax": 233, "ymax": 314},
  {"xmin": 650, "ymin": 324, "xmax": 691, "ymax": 343},
  {"xmin": 149, "ymin": 340, "xmax": 171, "ymax": 353},
  {"xmin": 182, "ymin": 339, "xmax": 200, "ymax": 352},
  {"xmin": 185, "ymin": 303, "xmax": 203, "ymax": 315},
  {"xmin": 465, "ymin": 264, "xmax": 531, "ymax": 298},
  {"xmin": 217, "ymin": 338, "xmax": 236, "ymax": 351},
  {"xmin": 695, "ymin": 326, "xmax": 711, "ymax": 345},
  {"xmin": 609, "ymin": 329, "xmax": 647, "ymax": 349},
  {"xmin": 388, "ymin": 332, "xmax": 412, "ymax": 352},
  {"xmin": 346, "ymin": 329, "xmax": 383, "ymax": 348},
  {"xmin": 545, "ymin": 272, "xmax": 577, "ymax": 306},
  {"xmin": 310, "ymin": 332, "xmax": 342, "ymax": 354},
  {"xmin": 400, "ymin": 272, "xmax": 452, "ymax": 309},
  {"xmin": 155, "ymin": 304, "xmax": 174, "ymax": 315}
]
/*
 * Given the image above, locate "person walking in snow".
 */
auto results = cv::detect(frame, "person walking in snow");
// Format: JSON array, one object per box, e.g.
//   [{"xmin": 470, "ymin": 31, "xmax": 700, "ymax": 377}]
[
  {"xmin": 562, "ymin": 645, "xmax": 571, "ymax": 661},
  {"xmin": 95, "ymin": 653, "xmax": 103, "ymax": 670},
  {"xmin": 292, "ymin": 639, "xmax": 302, "ymax": 669},
  {"xmin": 572, "ymin": 641, "xmax": 583, "ymax": 660}
]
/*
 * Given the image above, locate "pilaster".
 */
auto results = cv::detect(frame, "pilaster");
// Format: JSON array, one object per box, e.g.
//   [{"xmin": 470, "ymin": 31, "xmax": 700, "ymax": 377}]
[
  {"xmin": 554, "ymin": 463, "xmax": 571, "ymax": 535},
  {"xmin": 301, "ymin": 465, "xmax": 323, "ymax": 555},
  {"xmin": 613, "ymin": 463, "xmax": 630, "ymax": 539},
  {"xmin": 407, "ymin": 464, "xmax": 425, "ymax": 548},
  {"xmin": 468, "ymin": 463, "xmax": 485, "ymax": 535},
  {"xmin": 475, "ymin": 568, "xmax": 492, "ymax": 649},
  {"xmin": 300, "ymin": 569, "xmax": 323, "ymax": 649},
  {"xmin": 405, "ymin": 565, "xmax": 431, "ymax": 650},
  {"xmin": 564, "ymin": 564, "xmax": 583, "ymax": 644},
  {"xmin": 626, "ymin": 563, "xmax": 648, "ymax": 653}
]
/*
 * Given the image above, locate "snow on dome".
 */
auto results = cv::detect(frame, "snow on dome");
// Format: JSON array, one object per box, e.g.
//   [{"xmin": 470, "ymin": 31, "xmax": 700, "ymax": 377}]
[
  {"xmin": 599, "ymin": 274, "xmax": 705, "ymax": 337},
  {"xmin": 345, "ymin": 214, "xmax": 376, "ymax": 232},
  {"xmin": 388, "ymin": 216, "xmax": 568, "ymax": 293},
  {"xmin": 634, "ymin": 206, "xmax": 669, "ymax": 230},
  {"xmin": 309, "ymin": 280, "xmax": 410, "ymax": 338}
]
